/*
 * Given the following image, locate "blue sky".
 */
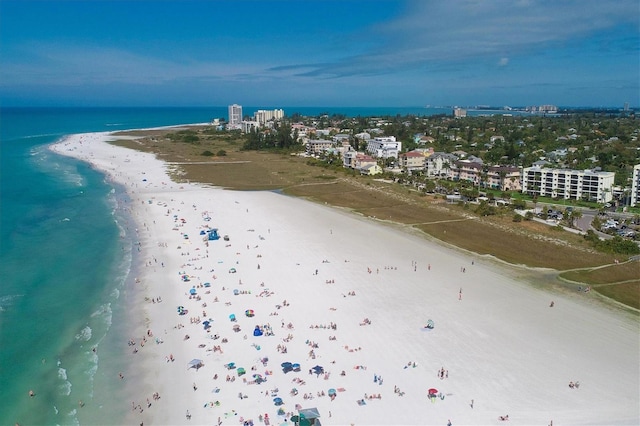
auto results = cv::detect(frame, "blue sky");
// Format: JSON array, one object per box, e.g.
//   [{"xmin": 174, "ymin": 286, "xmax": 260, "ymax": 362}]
[{"xmin": 0, "ymin": 0, "xmax": 638, "ymax": 107}]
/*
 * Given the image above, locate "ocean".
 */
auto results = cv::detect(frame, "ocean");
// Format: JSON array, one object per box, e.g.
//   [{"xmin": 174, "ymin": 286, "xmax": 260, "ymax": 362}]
[{"xmin": 0, "ymin": 105, "xmax": 455, "ymax": 425}]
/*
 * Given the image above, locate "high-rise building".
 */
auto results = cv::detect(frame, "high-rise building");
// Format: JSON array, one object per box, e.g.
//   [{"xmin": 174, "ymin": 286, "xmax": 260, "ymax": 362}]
[
  {"xmin": 453, "ymin": 108, "xmax": 467, "ymax": 118},
  {"xmin": 228, "ymin": 104, "xmax": 243, "ymax": 126}
]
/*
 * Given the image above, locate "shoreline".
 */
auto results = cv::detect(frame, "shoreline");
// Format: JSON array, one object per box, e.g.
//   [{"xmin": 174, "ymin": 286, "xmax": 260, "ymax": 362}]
[{"xmin": 50, "ymin": 129, "xmax": 640, "ymax": 425}]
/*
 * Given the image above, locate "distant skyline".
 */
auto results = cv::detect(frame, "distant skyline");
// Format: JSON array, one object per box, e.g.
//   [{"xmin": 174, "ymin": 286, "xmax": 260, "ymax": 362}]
[{"xmin": 0, "ymin": 0, "xmax": 638, "ymax": 108}]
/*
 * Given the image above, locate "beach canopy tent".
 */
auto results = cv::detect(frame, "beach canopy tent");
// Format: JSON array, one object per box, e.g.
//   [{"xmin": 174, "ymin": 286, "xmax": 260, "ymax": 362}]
[
  {"xmin": 312, "ymin": 365, "xmax": 324, "ymax": 375},
  {"xmin": 281, "ymin": 362, "xmax": 293, "ymax": 373},
  {"xmin": 297, "ymin": 407, "xmax": 321, "ymax": 426},
  {"xmin": 188, "ymin": 359, "xmax": 204, "ymax": 370}
]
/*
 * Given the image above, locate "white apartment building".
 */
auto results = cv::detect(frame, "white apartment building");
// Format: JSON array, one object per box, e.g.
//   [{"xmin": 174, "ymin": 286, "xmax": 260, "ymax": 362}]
[
  {"xmin": 521, "ymin": 166, "xmax": 615, "ymax": 203},
  {"xmin": 426, "ymin": 152, "xmax": 457, "ymax": 177},
  {"xmin": 228, "ymin": 104, "xmax": 243, "ymax": 127},
  {"xmin": 254, "ymin": 109, "xmax": 284, "ymax": 125},
  {"xmin": 631, "ymin": 164, "xmax": 640, "ymax": 207},
  {"xmin": 241, "ymin": 120, "xmax": 259, "ymax": 134},
  {"xmin": 366, "ymin": 136, "xmax": 401, "ymax": 159}
]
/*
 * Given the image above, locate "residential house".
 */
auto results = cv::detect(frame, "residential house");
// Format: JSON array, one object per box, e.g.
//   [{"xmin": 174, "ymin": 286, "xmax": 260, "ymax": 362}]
[{"xmin": 359, "ymin": 163, "xmax": 383, "ymax": 176}]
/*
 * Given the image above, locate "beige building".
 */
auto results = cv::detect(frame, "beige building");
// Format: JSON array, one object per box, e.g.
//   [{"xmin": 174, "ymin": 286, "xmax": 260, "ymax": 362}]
[{"xmin": 399, "ymin": 151, "xmax": 428, "ymax": 172}]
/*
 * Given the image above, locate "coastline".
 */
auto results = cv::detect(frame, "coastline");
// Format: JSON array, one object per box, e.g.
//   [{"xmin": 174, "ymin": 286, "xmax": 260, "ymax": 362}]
[{"xmin": 50, "ymin": 129, "xmax": 640, "ymax": 425}]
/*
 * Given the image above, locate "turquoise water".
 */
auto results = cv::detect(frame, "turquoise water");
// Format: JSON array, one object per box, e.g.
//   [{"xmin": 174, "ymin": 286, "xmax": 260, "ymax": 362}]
[{"xmin": 0, "ymin": 106, "xmax": 453, "ymax": 425}]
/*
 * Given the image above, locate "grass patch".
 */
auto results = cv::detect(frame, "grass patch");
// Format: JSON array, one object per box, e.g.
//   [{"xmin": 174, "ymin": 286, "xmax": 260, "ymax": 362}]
[
  {"xmin": 594, "ymin": 281, "xmax": 640, "ymax": 310},
  {"xmin": 559, "ymin": 261, "xmax": 640, "ymax": 284},
  {"xmin": 417, "ymin": 219, "xmax": 615, "ymax": 270}
]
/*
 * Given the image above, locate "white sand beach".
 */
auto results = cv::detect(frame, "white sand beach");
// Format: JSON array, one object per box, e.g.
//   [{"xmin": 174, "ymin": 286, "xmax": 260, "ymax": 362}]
[{"xmin": 52, "ymin": 131, "xmax": 640, "ymax": 426}]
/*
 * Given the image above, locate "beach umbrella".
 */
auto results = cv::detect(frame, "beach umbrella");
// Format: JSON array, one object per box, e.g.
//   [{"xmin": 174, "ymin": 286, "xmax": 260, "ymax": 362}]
[
  {"xmin": 190, "ymin": 288, "xmax": 197, "ymax": 295},
  {"xmin": 428, "ymin": 388, "xmax": 438, "ymax": 395},
  {"xmin": 312, "ymin": 365, "xmax": 324, "ymax": 374},
  {"xmin": 245, "ymin": 309, "xmax": 255, "ymax": 317},
  {"xmin": 328, "ymin": 388, "xmax": 336, "ymax": 396},
  {"xmin": 273, "ymin": 397, "xmax": 283, "ymax": 406},
  {"xmin": 229, "ymin": 314, "xmax": 236, "ymax": 321},
  {"xmin": 204, "ymin": 282, "xmax": 211, "ymax": 287},
  {"xmin": 237, "ymin": 367, "xmax": 246, "ymax": 376},
  {"xmin": 188, "ymin": 359, "xmax": 203, "ymax": 370}
]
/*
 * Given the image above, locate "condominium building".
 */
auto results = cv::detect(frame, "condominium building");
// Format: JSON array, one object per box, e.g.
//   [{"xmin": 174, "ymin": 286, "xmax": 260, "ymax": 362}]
[
  {"xmin": 254, "ymin": 109, "xmax": 284, "ymax": 125},
  {"xmin": 228, "ymin": 104, "xmax": 243, "ymax": 127},
  {"xmin": 521, "ymin": 166, "xmax": 615, "ymax": 203},
  {"xmin": 306, "ymin": 139, "xmax": 334, "ymax": 156},
  {"xmin": 631, "ymin": 164, "xmax": 640, "ymax": 207},
  {"xmin": 453, "ymin": 108, "xmax": 467, "ymax": 118},
  {"xmin": 426, "ymin": 152, "xmax": 458, "ymax": 177},
  {"xmin": 366, "ymin": 136, "xmax": 401, "ymax": 159}
]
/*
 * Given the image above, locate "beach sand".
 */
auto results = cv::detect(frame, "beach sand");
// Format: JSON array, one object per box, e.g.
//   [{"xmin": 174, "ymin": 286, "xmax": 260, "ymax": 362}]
[{"xmin": 52, "ymin": 131, "xmax": 639, "ymax": 426}]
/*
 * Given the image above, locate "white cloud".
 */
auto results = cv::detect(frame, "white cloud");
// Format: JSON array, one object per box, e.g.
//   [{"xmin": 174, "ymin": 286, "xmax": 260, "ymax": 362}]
[
  {"xmin": 280, "ymin": 0, "xmax": 638, "ymax": 78},
  {"xmin": 0, "ymin": 42, "xmax": 273, "ymax": 87}
]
